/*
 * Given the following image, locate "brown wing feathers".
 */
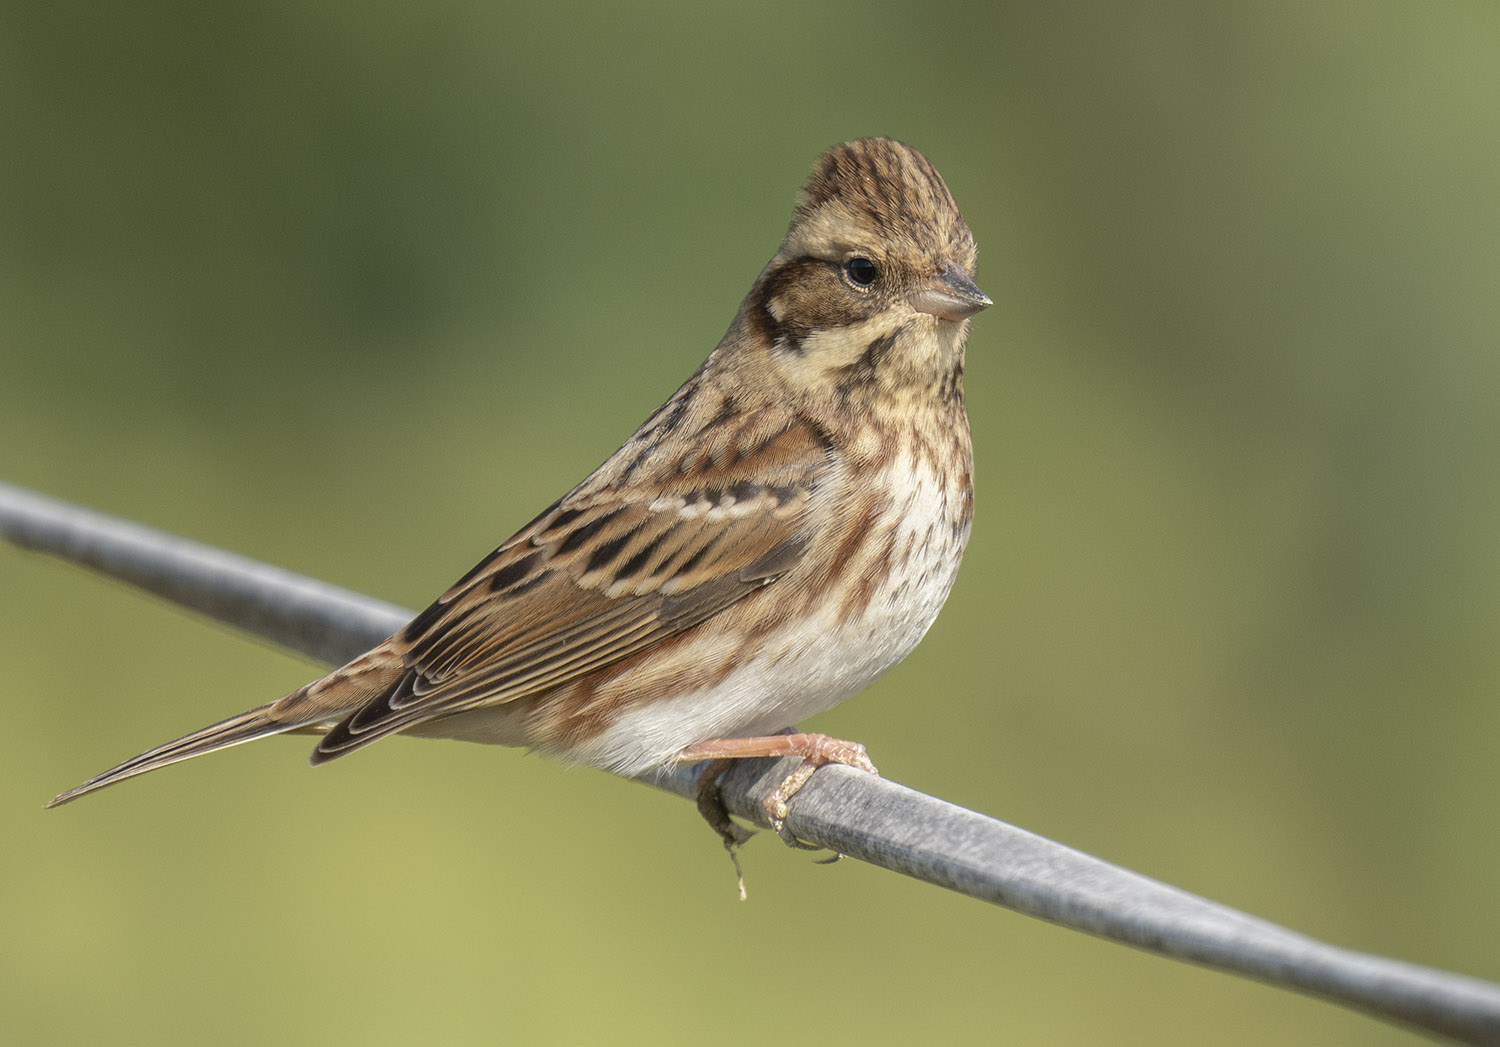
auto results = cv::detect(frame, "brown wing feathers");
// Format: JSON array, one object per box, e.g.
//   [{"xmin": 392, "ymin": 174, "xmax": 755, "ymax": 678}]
[{"xmin": 309, "ymin": 415, "xmax": 824, "ymax": 762}]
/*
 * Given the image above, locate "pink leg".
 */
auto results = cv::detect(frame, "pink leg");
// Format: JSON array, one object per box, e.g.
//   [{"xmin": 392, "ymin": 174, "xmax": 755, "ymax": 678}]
[{"xmin": 678, "ymin": 732, "xmax": 880, "ymax": 835}]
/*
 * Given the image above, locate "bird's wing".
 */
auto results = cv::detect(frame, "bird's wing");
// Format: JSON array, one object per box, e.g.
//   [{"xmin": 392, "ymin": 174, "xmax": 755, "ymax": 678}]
[{"xmin": 311, "ymin": 413, "xmax": 831, "ymax": 760}]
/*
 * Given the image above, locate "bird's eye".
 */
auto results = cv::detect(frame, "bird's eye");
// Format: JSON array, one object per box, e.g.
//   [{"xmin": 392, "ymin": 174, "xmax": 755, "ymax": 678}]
[{"xmin": 844, "ymin": 257, "xmax": 878, "ymax": 287}]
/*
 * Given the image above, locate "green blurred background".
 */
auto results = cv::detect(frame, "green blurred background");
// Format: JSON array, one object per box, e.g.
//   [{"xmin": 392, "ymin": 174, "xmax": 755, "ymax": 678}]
[{"xmin": 4, "ymin": 3, "xmax": 1498, "ymax": 1044}]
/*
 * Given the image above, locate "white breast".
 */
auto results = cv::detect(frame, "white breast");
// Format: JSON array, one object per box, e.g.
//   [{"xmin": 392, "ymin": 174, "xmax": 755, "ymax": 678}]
[{"xmin": 581, "ymin": 456, "xmax": 971, "ymax": 776}]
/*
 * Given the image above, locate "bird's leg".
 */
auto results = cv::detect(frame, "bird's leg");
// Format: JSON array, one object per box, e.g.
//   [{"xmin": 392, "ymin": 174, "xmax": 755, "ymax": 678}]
[
  {"xmin": 692, "ymin": 758, "xmax": 755, "ymax": 899},
  {"xmin": 693, "ymin": 758, "xmax": 754, "ymax": 847},
  {"xmin": 679, "ymin": 732, "xmax": 879, "ymax": 843}
]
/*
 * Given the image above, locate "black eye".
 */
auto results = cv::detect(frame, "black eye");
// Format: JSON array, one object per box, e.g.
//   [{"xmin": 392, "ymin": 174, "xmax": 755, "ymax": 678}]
[{"xmin": 844, "ymin": 257, "xmax": 878, "ymax": 287}]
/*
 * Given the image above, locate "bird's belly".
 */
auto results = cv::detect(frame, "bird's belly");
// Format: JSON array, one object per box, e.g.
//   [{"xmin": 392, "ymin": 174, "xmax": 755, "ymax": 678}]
[
  {"xmin": 566, "ymin": 458, "xmax": 972, "ymax": 776},
  {"xmin": 415, "ymin": 458, "xmax": 971, "ymax": 777}
]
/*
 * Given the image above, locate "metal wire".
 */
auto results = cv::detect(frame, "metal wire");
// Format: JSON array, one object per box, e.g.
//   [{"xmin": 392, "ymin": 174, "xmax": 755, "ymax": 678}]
[{"xmin": 4, "ymin": 479, "xmax": 1498, "ymax": 1045}]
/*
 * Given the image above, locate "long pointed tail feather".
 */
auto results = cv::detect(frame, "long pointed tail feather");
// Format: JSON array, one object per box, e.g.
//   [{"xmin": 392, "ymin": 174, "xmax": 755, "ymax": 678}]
[
  {"xmin": 46, "ymin": 700, "xmax": 326, "ymax": 808},
  {"xmin": 48, "ymin": 646, "xmax": 405, "ymax": 808}
]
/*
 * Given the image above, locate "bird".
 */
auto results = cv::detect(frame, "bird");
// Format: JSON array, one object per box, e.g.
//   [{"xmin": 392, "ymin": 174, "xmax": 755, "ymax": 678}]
[{"xmin": 48, "ymin": 137, "xmax": 990, "ymax": 847}]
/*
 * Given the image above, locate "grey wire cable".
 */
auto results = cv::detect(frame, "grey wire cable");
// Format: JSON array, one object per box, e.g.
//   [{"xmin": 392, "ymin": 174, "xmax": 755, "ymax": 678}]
[{"xmin": 4, "ymin": 478, "xmax": 1497, "ymax": 1045}]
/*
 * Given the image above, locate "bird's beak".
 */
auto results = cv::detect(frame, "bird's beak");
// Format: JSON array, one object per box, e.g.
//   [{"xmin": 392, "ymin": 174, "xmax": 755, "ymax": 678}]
[{"xmin": 910, "ymin": 267, "xmax": 992, "ymax": 321}]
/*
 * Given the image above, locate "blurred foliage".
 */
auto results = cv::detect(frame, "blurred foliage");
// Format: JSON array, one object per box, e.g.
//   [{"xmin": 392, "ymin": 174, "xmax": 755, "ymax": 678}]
[{"xmin": 3, "ymin": 3, "xmax": 1498, "ymax": 1045}]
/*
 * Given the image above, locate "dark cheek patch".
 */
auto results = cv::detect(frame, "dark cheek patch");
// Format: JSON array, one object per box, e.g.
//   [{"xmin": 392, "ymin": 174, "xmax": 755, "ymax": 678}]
[{"xmin": 757, "ymin": 258, "xmax": 884, "ymax": 353}]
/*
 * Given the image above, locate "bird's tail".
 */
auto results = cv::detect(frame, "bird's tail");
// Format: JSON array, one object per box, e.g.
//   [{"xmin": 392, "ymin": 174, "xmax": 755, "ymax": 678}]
[
  {"xmin": 45, "ymin": 692, "xmax": 331, "ymax": 808},
  {"xmin": 47, "ymin": 645, "xmax": 405, "ymax": 808}
]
